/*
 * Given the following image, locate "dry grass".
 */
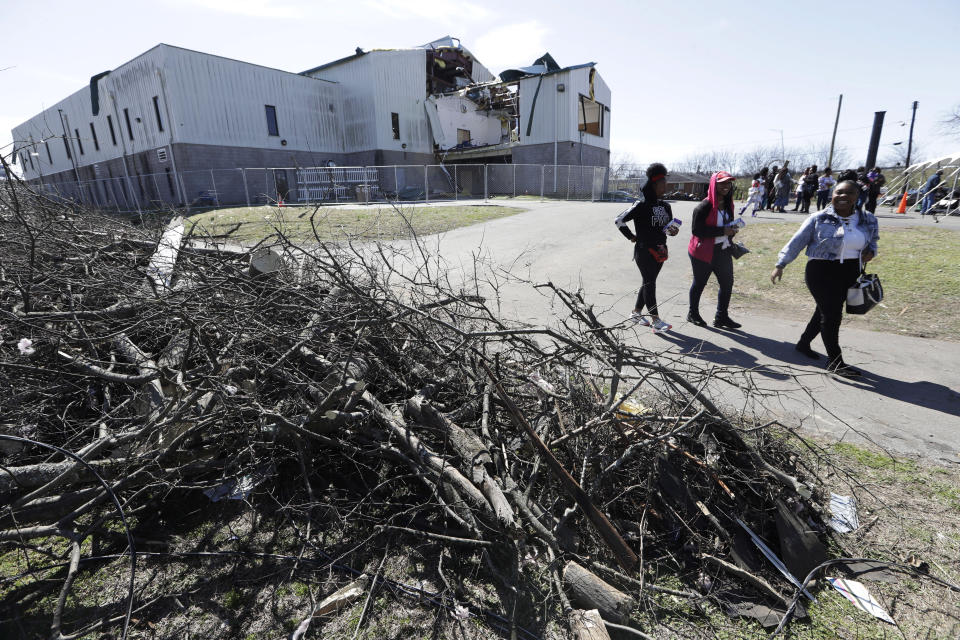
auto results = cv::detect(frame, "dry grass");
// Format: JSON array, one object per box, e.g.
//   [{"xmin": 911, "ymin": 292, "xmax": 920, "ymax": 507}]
[
  {"xmin": 731, "ymin": 224, "xmax": 960, "ymax": 341},
  {"xmin": 185, "ymin": 203, "xmax": 527, "ymax": 244}
]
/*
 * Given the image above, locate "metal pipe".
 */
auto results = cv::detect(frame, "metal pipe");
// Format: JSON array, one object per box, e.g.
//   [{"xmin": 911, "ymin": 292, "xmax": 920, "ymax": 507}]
[
  {"xmin": 865, "ymin": 111, "xmax": 886, "ymax": 169},
  {"xmin": 157, "ymin": 69, "xmax": 184, "ymax": 206},
  {"xmin": 108, "ymin": 92, "xmax": 141, "ymax": 215},
  {"xmin": 57, "ymin": 109, "xmax": 81, "ymax": 184}
]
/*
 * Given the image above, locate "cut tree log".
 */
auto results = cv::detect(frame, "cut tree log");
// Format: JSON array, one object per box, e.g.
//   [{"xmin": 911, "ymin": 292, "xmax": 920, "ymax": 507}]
[
  {"xmin": 144, "ymin": 216, "xmax": 184, "ymax": 294},
  {"xmin": 563, "ymin": 561, "xmax": 636, "ymax": 624},
  {"xmin": 405, "ymin": 393, "xmax": 516, "ymax": 530},
  {"xmin": 569, "ymin": 609, "xmax": 612, "ymax": 640}
]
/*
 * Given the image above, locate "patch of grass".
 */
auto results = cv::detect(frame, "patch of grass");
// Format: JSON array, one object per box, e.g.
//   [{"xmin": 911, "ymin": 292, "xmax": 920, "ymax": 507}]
[
  {"xmin": 223, "ymin": 588, "xmax": 244, "ymax": 610},
  {"xmin": 830, "ymin": 442, "xmax": 918, "ymax": 473},
  {"xmin": 733, "ymin": 224, "xmax": 960, "ymax": 341},
  {"xmin": 185, "ymin": 204, "xmax": 526, "ymax": 244}
]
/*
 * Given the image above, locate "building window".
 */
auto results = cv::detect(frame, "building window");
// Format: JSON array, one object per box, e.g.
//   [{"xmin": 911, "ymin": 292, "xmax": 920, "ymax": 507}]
[
  {"xmin": 124, "ymin": 108, "xmax": 134, "ymax": 141},
  {"xmin": 153, "ymin": 96, "xmax": 164, "ymax": 132},
  {"xmin": 107, "ymin": 115, "xmax": 117, "ymax": 145},
  {"xmin": 457, "ymin": 129, "xmax": 471, "ymax": 145},
  {"xmin": 265, "ymin": 105, "xmax": 279, "ymax": 136},
  {"xmin": 26, "ymin": 153, "xmax": 34, "ymax": 170},
  {"xmin": 90, "ymin": 123, "xmax": 100, "ymax": 151},
  {"xmin": 74, "ymin": 129, "xmax": 84, "ymax": 155},
  {"xmin": 391, "ymin": 112, "xmax": 400, "ymax": 140},
  {"xmin": 577, "ymin": 94, "xmax": 604, "ymax": 137},
  {"xmin": 63, "ymin": 137, "xmax": 72, "ymax": 160},
  {"xmin": 45, "ymin": 141, "xmax": 53, "ymax": 164}
]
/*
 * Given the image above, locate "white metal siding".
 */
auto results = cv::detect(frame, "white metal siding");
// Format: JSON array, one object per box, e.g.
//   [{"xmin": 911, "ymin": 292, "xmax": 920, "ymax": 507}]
[
  {"xmin": 517, "ymin": 67, "xmax": 610, "ymax": 149},
  {"xmin": 307, "ymin": 50, "xmax": 431, "ymax": 154},
  {"xmin": 518, "ymin": 72, "xmax": 565, "ymax": 146},
  {"xmin": 161, "ymin": 46, "xmax": 343, "ymax": 154}
]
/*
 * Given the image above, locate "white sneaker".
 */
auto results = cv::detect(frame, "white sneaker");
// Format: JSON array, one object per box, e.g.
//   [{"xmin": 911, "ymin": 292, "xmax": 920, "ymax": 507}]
[
  {"xmin": 630, "ymin": 311, "xmax": 651, "ymax": 326},
  {"xmin": 652, "ymin": 319, "xmax": 672, "ymax": 333}
]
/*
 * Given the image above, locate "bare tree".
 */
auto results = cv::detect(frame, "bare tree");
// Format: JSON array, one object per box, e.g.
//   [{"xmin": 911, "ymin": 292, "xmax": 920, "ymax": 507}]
[
  {"xmin": 673, "ymin": 149, "xmax": 740, "ymax": 175},
  {"xmin": 610, "ymin": 151, "xmax": 641, "ymax": 178},
  {"xmin": 738, "ymin": 145, "xmax": 779, "ymax": 176},
  {"xmin": 881, "ymin": 140, "xmax": 923, "ymax": 168},
  {"xmin": 939, "ymin": 104, "xmax": 960, "ymax": 139}
]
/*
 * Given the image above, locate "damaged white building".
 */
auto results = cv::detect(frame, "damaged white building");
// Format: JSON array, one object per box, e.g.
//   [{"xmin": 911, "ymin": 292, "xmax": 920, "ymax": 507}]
[{"xmin": 11, "ymin": 37, "xmax": 610, "ymax": 205}]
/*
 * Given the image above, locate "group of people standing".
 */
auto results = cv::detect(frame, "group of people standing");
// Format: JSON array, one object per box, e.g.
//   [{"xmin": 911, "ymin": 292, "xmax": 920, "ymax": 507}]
[
  {"xmin": 740, "ymin": 163, "xmax": 836, "ymax": 215},
  {"xmin": 738, "ymin": 164, "xmax": 888, "ymax": 219},
  {"xmin": 616, "ymin": 163, "xmax": 880, "ymax": 379}
]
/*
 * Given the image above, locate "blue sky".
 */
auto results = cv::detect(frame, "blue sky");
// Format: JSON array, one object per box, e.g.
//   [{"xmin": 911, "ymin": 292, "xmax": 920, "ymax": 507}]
[{"xmin": 3, "ymin": 0, "xmax": 958, "ymax": 173}]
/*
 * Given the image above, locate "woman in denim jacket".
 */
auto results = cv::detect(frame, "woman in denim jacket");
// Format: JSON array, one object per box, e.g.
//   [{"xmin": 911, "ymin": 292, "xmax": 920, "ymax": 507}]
[{"xmin": 770, "ymin": 179, "xmax": 879, "ymax": 378}]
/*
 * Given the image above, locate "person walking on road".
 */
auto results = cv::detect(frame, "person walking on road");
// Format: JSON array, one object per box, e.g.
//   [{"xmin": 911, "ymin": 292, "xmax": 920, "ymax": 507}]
[
  {"xmin": 739, "ymin": 171, "xmax": 764, "ymax": 217},
  {"xmin": 921, "ymin": 170, "xmax": 943, "ymax": 219},
  {"xmin": 775, "ymin": 167, "xmax": 792, "ymax": 212},
  {"xmin": 816, "ymin": 167, "xmax": 835, "ymax": 210},
  {"xmin": 865, "ymin": 167, "xmax": 885, "ymax": 213},
  {"xmin": 687, "ymin": 171, "xmax": 743, "ymax": 329},
  {"xmin": 762, "ymin": 165, "xmax": 778, "ymax": 210},
  {"xmin": 615, "ymin": 163, "xmax": 680, "ymax": 333},
  {"xmin": 770, "ymin": 177, "xmax": 880, "ymax": 378},
  {"xmin": 801, "ymin": 165, "xmax": 819, "ymax": 213},
  {"xmin": 793, "ymin": 168, "xmax": 808, "ymax": 211}
]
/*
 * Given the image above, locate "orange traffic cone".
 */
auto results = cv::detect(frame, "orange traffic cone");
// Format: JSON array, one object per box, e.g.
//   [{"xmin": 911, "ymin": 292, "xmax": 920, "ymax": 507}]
[{"xmin": 896, "ymin": 191, "xmax": 908, "ymax": 214}]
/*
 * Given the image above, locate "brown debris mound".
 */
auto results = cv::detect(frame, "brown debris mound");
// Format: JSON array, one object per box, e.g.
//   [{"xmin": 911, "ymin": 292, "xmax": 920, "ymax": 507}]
[{"xmin": 0, "ymin": 175, "xmax": 892, "ymax": 639}]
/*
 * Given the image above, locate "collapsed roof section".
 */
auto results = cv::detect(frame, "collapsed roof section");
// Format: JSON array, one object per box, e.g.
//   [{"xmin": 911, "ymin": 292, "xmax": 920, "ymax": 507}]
[
  {"xmin": 420, "ymin": 36, "xmax": 494, "ymax": 94},
  {"xmin": 424, "ymin": 50, "xmax": 601, "ymax": 156}
]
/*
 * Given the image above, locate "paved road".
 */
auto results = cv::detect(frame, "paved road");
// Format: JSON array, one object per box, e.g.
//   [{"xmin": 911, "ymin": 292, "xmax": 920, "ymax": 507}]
[{"xmin": 420, "ymin": 199, "xmax": 960, "ymax": 463}]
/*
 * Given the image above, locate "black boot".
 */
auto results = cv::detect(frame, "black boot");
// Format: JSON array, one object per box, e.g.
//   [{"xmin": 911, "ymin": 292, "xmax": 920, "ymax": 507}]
[
  {"xmin": 713, "ymin": 314, "xmax": 742, "ymax": 329},
  {"xmin": 795, "ymin": 341, "xmax": 820, "ymax": 359},
  {"xmin": 687, "ymin": 311, "xmax": 707, "ymax": 327},
  {"xmin": 827, "ymin": 358, "xmax": 862, "ymax": 378}
]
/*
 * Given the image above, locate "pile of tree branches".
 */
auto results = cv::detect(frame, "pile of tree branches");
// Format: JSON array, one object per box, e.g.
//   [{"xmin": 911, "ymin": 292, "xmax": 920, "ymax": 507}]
[{"xmin": 0, "ymin": 176, "xmax": 888, "ymax": 639}]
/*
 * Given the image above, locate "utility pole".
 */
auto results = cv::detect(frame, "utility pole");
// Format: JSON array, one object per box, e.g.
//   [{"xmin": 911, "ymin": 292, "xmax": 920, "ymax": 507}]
[
  {"xmin": 905, "ymin": 100, "xmax": 918, "ymax": 169},
  {"xmin": 865, "ymin": 111, "xmax": 886, "ymax": 170},
  {"xmin": 828, "ymin": 94, "xmax": 843, "ymax": 168}
]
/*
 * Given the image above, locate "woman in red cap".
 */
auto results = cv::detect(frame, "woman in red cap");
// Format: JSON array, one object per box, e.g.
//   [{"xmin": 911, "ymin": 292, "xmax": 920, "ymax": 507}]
[{"xmin": 687, "ymin": 171, "xmax": 742, "ymax": 328}]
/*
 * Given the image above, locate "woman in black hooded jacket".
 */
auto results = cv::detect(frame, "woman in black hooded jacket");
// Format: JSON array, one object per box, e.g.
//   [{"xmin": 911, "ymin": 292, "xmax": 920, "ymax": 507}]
[{"xmin": 615, "ymin": 163, "xmax": 679, "ymax": 333}]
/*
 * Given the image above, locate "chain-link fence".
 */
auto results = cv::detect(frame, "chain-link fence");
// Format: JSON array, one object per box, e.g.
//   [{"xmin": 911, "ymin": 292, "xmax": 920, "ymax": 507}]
[{"xmin": 27, "ymin": 163, "xmax": 610, "ymax": 213}]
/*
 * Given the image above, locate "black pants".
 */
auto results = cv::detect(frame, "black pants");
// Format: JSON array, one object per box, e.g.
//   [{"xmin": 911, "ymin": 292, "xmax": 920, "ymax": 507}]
[
  {"xmin": 634, "ymin": 247, "xmax": 664, "ymax": 316},
  {"xmin": 689, "ymin": 246, "xmax": 733, "ymax": 318},
  {"xmin": 816, "ymin": 189, "xmax": 830, "ymax": 210},
  {"xmin": 799, "ymin": 259, "xmax": 861, "ymax": 365}
]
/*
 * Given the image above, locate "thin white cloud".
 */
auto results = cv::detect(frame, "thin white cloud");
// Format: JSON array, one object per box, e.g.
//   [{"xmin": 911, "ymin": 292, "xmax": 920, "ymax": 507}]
[
  {"xmin": 472, "ymin": 21, "xmax": 549, "ymax": 73},
  {"xmin": 363, "ymin": 0, "xmax": 491, "ymax": 22},
  {"xmin": 164, "ymin": 0, "xmax": 302, "ymax": 18}
]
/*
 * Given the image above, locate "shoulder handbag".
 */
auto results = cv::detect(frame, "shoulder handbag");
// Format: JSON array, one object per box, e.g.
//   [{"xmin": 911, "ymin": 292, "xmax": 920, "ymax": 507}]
[
  {"xmin": 730, "ymin": 242, "xmax": 750, "ymax": 259},
  {"xmin": 846, "ymin": 262, "xmax": 883, "ymax": 314}
]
